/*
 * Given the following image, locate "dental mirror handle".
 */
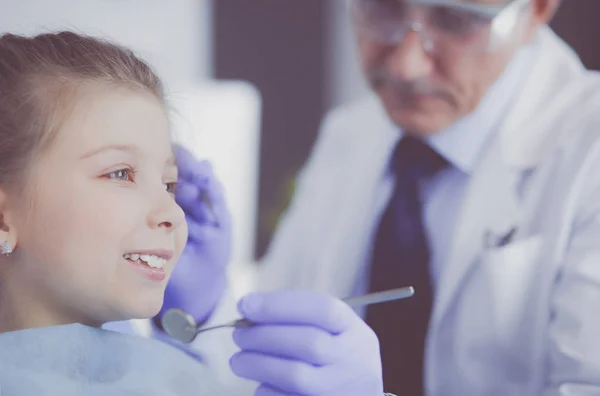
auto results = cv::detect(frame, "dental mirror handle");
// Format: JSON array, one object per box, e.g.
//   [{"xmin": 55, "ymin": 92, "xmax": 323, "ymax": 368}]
[{"xmin": 162, "ymin": 286, "xmax": 414, "ymax": 343}]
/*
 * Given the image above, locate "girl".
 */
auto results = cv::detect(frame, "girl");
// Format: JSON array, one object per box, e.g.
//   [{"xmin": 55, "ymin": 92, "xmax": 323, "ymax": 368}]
[{"xmin": 0, "ymin": 30, "xmax": 217, "ymax": 394}]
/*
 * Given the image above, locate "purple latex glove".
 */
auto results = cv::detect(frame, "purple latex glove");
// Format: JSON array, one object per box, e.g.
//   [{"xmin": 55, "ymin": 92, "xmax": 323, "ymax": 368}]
[
  {"xmin": 230, "ymin": 290, "xmax": 384, "ymax": 396},
  {"xmin": 157, "ymin": 145, "xmax": 232, "ymax": 326}
]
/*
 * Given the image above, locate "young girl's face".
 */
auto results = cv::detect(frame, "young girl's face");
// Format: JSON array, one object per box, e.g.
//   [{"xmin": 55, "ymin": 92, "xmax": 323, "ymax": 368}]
[{"xmin": 8, "ymin": 85, "xmax": 187, "ymax": 326}]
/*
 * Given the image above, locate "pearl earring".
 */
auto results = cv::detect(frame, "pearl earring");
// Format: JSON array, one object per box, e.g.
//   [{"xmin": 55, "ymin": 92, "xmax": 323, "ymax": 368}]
[{"xmin": 1, "ymin": 241, "xmax": 13, "ymax": 257}]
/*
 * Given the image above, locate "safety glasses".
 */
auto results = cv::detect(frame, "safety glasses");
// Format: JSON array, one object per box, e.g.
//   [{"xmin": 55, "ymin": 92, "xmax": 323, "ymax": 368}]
[{"xmin": 352, "ymin": 0, "xmax": 530, "ymax": 55}]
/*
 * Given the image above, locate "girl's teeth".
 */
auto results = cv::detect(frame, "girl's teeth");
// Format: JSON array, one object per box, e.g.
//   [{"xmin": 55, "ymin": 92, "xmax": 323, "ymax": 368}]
[{"xmin": 123, "ymin": 253, "xmax": 166, "ymax": 269}]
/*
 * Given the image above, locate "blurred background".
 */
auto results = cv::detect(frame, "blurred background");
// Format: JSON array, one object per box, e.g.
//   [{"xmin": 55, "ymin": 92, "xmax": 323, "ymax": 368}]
[{"xmin": 2, "ymin": 0, "xmax": 599, "ymax": 277}]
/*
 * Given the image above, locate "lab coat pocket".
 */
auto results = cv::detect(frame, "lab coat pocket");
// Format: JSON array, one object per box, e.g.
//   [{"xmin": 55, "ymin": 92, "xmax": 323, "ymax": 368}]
[{"xmin": 481, "ymin": 234, "xmax": 543, "ymax": 344}]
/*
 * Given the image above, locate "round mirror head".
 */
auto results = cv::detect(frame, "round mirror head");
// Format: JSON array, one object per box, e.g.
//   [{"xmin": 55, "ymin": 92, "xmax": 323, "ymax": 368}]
[{"xmin": 161, "ymin": 308, "xmax": 198, "ymax": 343}]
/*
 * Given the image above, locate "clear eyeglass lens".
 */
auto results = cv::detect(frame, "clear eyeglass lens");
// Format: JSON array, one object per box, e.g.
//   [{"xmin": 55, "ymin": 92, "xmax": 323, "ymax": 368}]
[{"xmin": 354, "ymin": 0, "xmax": 521, "ymax": 54}]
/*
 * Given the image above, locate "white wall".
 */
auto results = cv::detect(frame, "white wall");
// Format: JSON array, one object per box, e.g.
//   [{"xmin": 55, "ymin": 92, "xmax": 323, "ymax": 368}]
[
  {"xmin": 326, "ymin": 0, "xmax": 370, "ymax": 110},
  {"xmin": 0, "ymin": 0, "xmax": 213, "ymax": 91},
  {"xmin": 170, "ymin": 82, "xmax": 262, "ymax": 284}
]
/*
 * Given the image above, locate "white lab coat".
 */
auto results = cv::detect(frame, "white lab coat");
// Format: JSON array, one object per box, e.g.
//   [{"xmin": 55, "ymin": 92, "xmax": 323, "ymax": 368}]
[{"xmin": 256, "ymin": 26, "xmax": 600, "ymax": 395}]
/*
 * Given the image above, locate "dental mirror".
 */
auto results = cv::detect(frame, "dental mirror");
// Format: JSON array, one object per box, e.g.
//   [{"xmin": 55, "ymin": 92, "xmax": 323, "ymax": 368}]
[{"xmin": 161, "ymin": 286, "xmax": 415, "ymax": 344}]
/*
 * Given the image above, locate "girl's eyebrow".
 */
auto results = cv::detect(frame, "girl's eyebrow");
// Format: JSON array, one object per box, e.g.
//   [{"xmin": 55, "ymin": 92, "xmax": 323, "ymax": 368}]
[
  {"xmin": 81, "ymin": 144, "xmax": 177, "ymax": 168},
  {"xmin": 79, "ymin": 144, "xmax": 138, "ymax": 160}
]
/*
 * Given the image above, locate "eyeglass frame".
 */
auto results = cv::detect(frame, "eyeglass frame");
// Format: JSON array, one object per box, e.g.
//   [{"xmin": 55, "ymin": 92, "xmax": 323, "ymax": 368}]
[{"xmin": 351, "ymin": 0, "xmax": 532, "ymax": 55}]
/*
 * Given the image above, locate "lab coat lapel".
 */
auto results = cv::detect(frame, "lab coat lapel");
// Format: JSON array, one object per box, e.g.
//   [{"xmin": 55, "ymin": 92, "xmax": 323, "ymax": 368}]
[
  {"xmin": 431, "ymin": 137, "xmax": 521, "ymax": 328},
  {"xmin": 313, "ymin": 101, "xmax": 399, "ymax": 297},
  {"xmin": 430, "ymin": 26, "xmax": 581, "ymax": 330}
]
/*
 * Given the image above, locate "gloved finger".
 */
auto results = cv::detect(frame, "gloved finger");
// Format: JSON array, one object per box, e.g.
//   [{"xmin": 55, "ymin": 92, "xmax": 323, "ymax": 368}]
[
  {"xmin": 255, "ymin": 384, "xmax": 301, "ymax": 396},
  {"xmin": 186, "ymin": 215, "xmax": 221, "ymax": 242},
  {"xmin": 203, "ymin": 177, "xmax": 231, "ymax": 229},
  {"xmin": 178, "ymin": 185, "xmax": 219, "ymax": 226},
  {"xmin": 238, "ymin": 290, "xmax": 356, "ymax": 334},
  {"xmin": 174, "ymin": 145, "xmax": 214, "ymax": 185},
  {"xmin": 230, "ymin": 351, "xmax": 320, "ymax": 395},
  {"xmin": 233, "ymin": 324, "xmax": 340, "ymax": 366},
  {"xmin": 177, "ymin": 178, "xmax": 230, "ymax": 229},
  {"xmin": 204, "ymin": 173, "xmax": 224, "ymax": 200},
  {"xmin": 175, "ymin": 181, "xmax": 200, "ymax": 208}
]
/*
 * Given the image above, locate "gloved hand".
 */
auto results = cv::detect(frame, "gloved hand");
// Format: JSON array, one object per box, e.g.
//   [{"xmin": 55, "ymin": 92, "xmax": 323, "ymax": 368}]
[
  {"xmin": 230, "ymin": 290, "xmax": 384, "ymax": 396},
  {"xmin": 157, "ymin": 145, "xmax": 232, "ymax": 326}
]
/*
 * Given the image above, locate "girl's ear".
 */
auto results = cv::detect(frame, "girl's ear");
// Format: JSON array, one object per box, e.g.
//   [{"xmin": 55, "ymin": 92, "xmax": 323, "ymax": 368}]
[{"xmin": 0, "ymin": 191, "xmax": 18, "ymax": 257}]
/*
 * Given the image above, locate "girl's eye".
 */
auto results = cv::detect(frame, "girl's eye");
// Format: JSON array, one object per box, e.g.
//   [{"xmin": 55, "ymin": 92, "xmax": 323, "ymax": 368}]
[
  {"xmin": 106, "ymin": 168, "xmax": 135, "ymax": 182},
  {"xmin": 166, "ymin": 182, "xmax": 177, "ymax": 194},
  {"xmin": 104, "ymin": 168, "xmax": 175, "ymax": 194}
]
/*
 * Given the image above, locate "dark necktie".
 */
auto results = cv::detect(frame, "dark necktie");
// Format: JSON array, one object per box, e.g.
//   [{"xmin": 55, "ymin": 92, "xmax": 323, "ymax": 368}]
[{"xmin": 365, "ymin": 136, "xmax": 449, "ymax": 396}]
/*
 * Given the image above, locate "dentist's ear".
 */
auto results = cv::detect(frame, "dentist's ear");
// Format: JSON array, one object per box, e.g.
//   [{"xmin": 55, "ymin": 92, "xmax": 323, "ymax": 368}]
[
  {"xmin": 0, "ymin": 191, "xmax": 18, "ymax": 258},
  {"xmin": 523, "ymin": 0, "xmax": 562, "ymax": 43}
]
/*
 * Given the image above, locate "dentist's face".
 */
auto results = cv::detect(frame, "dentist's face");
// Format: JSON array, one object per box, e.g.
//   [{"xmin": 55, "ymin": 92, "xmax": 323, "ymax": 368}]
[
  {"xmin": 353, "ymin": 0, "xmax": 542, "ymax": 136},
  {"xmin": 9, "ymin": 85, "xmax": 187, "ymax": 326}
]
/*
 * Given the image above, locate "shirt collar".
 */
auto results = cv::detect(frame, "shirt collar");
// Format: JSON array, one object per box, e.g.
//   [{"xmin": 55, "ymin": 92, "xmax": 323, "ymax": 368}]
[{"xmin": 421, "ymin": 43, "xmax": 537, "ymax": 174}]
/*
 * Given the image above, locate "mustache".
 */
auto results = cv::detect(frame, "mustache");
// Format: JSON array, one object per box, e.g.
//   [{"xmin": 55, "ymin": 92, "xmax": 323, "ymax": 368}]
[{"xmin": 368, "ymin": 68, "xmax": 456, "ymax": 104}]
